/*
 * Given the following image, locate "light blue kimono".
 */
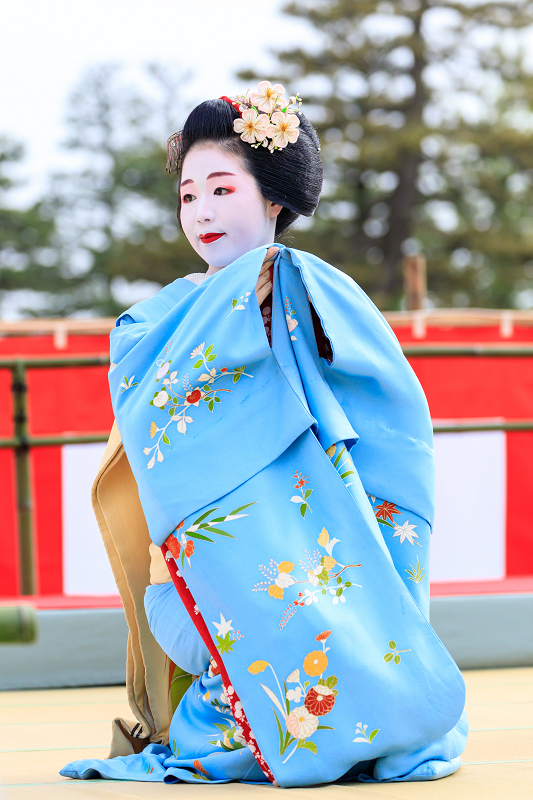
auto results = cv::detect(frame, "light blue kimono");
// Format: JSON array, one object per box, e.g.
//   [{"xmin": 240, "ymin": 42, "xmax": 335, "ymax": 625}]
[{"xmin": 61, "ymin": 245, "xmax": 467, "ymax": 787}]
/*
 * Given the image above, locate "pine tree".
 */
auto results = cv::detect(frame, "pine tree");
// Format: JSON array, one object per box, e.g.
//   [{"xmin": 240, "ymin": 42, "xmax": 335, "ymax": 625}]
[
  {"xmin": 242, "ymin": 0, "xmax": 533, "ymax": 309},
  {"xmin": 0, "ymin": 138, "xmax": 82, "ymax": 317},
  {"xmin": 39, "ymin": 63, "xmax": 203, "ymax": 316}
]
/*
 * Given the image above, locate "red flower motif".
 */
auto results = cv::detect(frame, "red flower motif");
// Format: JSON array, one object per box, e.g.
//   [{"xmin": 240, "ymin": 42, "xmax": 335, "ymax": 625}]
[
  {"xmin": 185, "ymin": 540, "xmax": 195, "ymax": 558},
  {"xmin": 315, "ymin": 630, "xmax": 331, "ymax": 642},
  {"xmin": 165, "ymin": 535, "xmax": 181, "ymax": 559},
  {"xmin": 374, "ymin": 500, "xmax": 400, "ymax": 523},
  {"xmin": 304, "ymin": 685, "xmax": 335, "ymax": 716},
  {"xmin": 186, "ymin": 389, "xmax": 202, "ymax": 404},
  {"xmin": 293, "ymin": 471, "xmax": 309, "ymax": 489},
  {"xmin": 220, "ymin": 367, "xmax": 228, "ymax": 372},
  {"xmin": 209, "ymin": 657, "xmax": 220, "ymax": 676},
  {"xmin": 177, "ymin": 520, "xmax": 185, "ymax": 530}
]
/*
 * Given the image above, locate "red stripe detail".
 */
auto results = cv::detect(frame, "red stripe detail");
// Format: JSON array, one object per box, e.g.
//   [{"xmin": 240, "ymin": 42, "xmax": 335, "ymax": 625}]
[
  {"xmin": 33, "ymin": 447, "xmax": 63, "ymax": 594},
  {"xmin": 161, "ymin": 541, "xmax": 275, "ymax": 784},
  {"xmin": 0, "ymin": 449, "xmax": 19, "ymax": 596},
  {"xmin": 431, "ymin": 576, "xmax": 533, "ymax": 596},
  {"xmin": 506, "ymin": 431, "xmax": 533, "ymax": 575},
  {"xmin": 0, "ymin": 594, "xmax": 122, "ymax": 609}
]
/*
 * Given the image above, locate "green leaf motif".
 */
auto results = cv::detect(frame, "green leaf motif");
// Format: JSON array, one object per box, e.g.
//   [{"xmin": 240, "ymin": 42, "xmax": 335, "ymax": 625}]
[
  {"xmin": 162, "ymin": 434, "xmax": 170, "ymax": 445},
  {"xmin": 215, "ymin": 395, "xmax": 221, "ymax": 402},
  {"xmin": 232, "ymin": 298, "xmax": 238, "ymax": 308},
  {"xmin": 336, "ymin": 587, "xmax": 343, "ymax": 596},
  {"xmin": 340, "ymin": 470, "xmax": 355, "ymax": 479},
  {"xmin": 394, "ymin": 654, "xmax": 401, "ymax": 664},
  {"xmin": 384, "ymin": 653, "xmax": 393, "ymax": 663},
  {"xmin": 304, "ymin": 488, "xmax": 313, "ymax": 500},
  {"xmin": 377, "ymin": 518, "xmax": 394, "ymax": 528},
  {"xmin": 193, "ymin": 359, "xmax": 204, "ymax": 368},
  {"xmin": 207, "ymin": 354, "xmax": 217, "ymax": 361},
  {"xmin": 216, "ymin": 632, "xmax": 235, "ymax": 655},
  {"xmin": 208, "ymin": 400, "xmax": 214, "ymax": 411},
  {"xmin": 333, "ymin": 447, "xmax": 346, "ymax": 468},
  {"xmin": 233, "ymin": 373, "xmax": 241, "ymax": 383},
  {"xmin": 228, "ymin": 502, "xmax": 256, "ymax": 515},
  {"xmin": 205, "ymin": 344, "xmax": 213, "ymax": 357},
  {"xmin": 303, "ymin": 741, "xmax": 317, "ymax": 754},
  {"xmin": 193, "ymin": 508, "xmax": 219, "ymax": 525},
  {"xmin": 273, "ymin": 709, "xmax": 287, "ymax": 756},
  {"xmin": 389, "ymin": 640, "xmax": 396, "ymax": 649},
  {"xmin": 186, "ymin": 531, "xmax": 214, "ymax": 543},
  {"xmin": 300, "ymin": 503, "xmax": 307, "ymax": 518},
  {"xmin": 325, "ymin": 675, "xmax": 338, "ymax": 689},
  {"xmin": 369, "ymin": 729, "xmax": 379, "ymax": 742}
]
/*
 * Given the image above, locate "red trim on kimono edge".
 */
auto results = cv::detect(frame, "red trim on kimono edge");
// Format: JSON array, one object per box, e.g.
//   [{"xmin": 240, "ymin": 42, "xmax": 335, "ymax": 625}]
[{"xmin": 161, "ymin": 542, "xmax": 276, "ymax": 784}]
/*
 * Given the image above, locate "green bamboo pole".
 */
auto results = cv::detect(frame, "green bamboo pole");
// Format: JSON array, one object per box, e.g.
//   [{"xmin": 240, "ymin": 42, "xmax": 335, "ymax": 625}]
[
  {"xmin": 433, "ymin": 421, "xmax": 533, "ymax": 433},
  {"xmin": 0, "ymin": 606, "xmax": 37, "ymax": 643},
  {"xmin": 0, "ymin": 433, "xmax": 110, "ymax": 449},
  {"xmin": 403, "ymin": 345, "xmax": 533, "ymax": 357},
  {"xmin": 0, "ymin": 354, "xmax": 109, "ymax": 369},
  {"xmin": 12, "ymin": 360, "xmax": 36, "ymax": 596}
]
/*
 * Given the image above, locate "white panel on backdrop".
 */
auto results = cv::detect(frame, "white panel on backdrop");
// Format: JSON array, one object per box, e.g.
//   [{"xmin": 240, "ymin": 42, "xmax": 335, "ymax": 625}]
[
  {"xmin": 62, "ymin": 443, "xmax": 118, "ymax": 595},
  {"xmin": 430, "ymin": 431, "xmax": 506, "ymax": 582}
]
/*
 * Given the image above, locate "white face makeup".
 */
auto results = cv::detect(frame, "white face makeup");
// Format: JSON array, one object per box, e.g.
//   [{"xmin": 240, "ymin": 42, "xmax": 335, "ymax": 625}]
[{"xmin": 179, "ymin": 145, "xmax": 282, "ymax": 274}]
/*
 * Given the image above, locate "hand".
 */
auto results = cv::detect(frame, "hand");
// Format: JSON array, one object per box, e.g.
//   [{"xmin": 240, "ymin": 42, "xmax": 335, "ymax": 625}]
[{"xmin": 255, "ymin": 246, "xmax": 278, "ymax": 306}]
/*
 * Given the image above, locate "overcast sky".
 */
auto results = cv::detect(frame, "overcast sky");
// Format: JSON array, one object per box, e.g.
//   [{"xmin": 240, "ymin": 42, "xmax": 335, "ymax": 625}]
[{"xmin": 2, "ymin": 0, "xmax": 319, "ymax": 206}]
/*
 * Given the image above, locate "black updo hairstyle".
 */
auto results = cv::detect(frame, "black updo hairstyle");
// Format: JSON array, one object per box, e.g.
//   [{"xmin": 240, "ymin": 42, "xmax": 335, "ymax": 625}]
[{"xmin": 167, "ymin": 98, "xmax": 323, "ymax": 238}]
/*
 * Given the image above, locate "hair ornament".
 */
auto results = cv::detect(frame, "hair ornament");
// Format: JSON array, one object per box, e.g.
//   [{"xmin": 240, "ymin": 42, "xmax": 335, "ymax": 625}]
[
  {"xmin": 166, "ymin": 130, "xmax": 182, "ymax": 174},
  {"xmin": 220, "ymin": 81, "xmax": 306, "ymax": 154}
]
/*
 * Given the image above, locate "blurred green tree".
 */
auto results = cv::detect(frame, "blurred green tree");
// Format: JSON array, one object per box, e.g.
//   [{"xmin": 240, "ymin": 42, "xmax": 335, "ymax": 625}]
[
  {"xmin": 0, "ymin": 138, "xmax": 83, "ymax": 316},
  {"xmin": 243, "ymin": 0, "xmax": 533, "ymax": 309},
  {"xmin": 40, "ymin": 63, "xmax": 204, "ymax": 317}
]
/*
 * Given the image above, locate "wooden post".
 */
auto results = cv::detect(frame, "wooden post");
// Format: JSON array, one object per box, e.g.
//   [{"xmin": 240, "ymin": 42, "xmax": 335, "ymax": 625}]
[{"xmin": 403, "ymin": 254, "xmax": 427, "ymax": 311}]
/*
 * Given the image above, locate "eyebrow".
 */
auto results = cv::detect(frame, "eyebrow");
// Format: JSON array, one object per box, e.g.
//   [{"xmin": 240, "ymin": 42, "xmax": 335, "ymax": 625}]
[{"xmin": 180, "ymin": 171, "xmax": 236, "ymax": 187}]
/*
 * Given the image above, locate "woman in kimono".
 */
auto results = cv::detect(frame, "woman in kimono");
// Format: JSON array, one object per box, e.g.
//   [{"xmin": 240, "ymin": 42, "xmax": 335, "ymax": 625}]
[{"xmin": 61, "ymin": 82, "xmax": 468, "ymax": 787}]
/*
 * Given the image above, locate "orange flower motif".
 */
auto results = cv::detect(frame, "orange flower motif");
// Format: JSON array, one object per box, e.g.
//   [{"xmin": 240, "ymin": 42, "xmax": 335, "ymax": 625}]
[
  {"xmin": 304, "ymin": 684, "xmax": 335, "ymax": 716},
  {"xmin": 193, "ymin": 759, "xmax": 209, "ymax": 776},
  {"xmin": 303, "ymin": 650, "xmax": 328, "ymax": 677},
  {"xmin": 315, "ymin": 630, "xmax": 331, "ymax": 642},
  {"xmin": 185, "ymin": 540, "xmax": 195, "ymax": 558},
  {"xmin": 374, "ymin": 500, "xmax": 400, "ymax": 523}
]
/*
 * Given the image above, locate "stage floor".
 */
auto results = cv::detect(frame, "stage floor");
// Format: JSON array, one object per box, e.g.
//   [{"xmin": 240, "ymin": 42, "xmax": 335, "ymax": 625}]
[{"xmin": 0, "ymin": 667, "xmax": 531, "ymax": 799}]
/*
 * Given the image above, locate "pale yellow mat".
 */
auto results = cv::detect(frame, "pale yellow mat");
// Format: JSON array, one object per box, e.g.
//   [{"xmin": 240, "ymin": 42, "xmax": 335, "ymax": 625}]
[{"xmin": 0, "ymin": 668, "xmax": 531, "ymax": 799}]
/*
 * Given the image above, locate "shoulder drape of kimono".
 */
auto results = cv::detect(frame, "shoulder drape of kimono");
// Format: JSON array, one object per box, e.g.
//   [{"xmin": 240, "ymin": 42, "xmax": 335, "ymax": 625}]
[{"xmin": 100, "ymin": 245, "xmax": 466, "ymax": 787}]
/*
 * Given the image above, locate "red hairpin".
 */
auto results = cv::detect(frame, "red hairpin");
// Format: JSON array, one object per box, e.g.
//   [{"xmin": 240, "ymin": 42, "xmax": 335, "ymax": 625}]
[{"xmin": 219, "ymin": 96, "xmax": 243, "ymax": 117}]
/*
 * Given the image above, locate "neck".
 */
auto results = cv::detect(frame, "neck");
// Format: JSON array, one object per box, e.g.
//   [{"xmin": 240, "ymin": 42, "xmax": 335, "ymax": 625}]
[
  {"xmin": 205, "ymin": 264, "xmax": 225, "ymax": 276},
  {"xmin": 204, "ymin": 222, "xmax": 277, "ymax": 276}
]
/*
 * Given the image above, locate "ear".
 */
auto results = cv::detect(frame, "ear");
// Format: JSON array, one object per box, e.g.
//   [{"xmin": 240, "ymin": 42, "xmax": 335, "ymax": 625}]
[{"xmin": 268, "ymin": 202, "xmax": 283, "ymax": 219}]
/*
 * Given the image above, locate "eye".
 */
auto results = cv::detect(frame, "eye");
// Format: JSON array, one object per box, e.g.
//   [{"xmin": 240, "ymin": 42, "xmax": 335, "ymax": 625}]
[
  {"xmin": 182, "ymin": 193, "xmax": 196, "ymax": 204},
  {"xmin": 214, "ymin": 186, "xmax": 234, "ymax": 196}
]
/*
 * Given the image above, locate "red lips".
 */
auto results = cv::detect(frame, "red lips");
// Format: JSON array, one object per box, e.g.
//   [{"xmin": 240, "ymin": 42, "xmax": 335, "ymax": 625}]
[{"xmin": 199, "ymin": 232, "xmax": 225, "ymax": 244}]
